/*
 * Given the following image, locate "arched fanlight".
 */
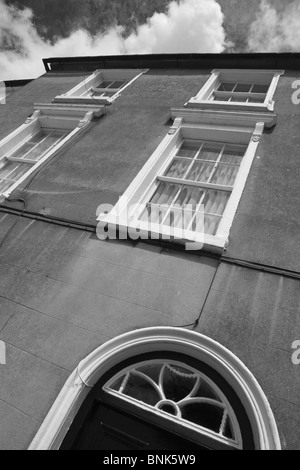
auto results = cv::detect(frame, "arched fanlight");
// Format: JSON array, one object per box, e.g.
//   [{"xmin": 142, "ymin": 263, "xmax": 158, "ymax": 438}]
[{"xmin": 104, "ymin": 359, "xmax": 242, "ymax": 448}]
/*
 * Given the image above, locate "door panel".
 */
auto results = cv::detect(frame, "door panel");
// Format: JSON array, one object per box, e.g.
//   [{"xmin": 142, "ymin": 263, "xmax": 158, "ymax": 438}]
[{"xmin": 69, "ymin": 401, "xmax": 211, "ymax": 451}]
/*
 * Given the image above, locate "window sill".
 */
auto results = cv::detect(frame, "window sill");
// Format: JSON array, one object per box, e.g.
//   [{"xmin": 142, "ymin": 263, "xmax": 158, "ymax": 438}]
[
  {"xmin": 53, "ymin": 95, "xmax": 114, "ymax": 106},
  {"xmin": 97, "ymin": 215, "xmax": 228, "ymax": 254},
  {"xmin": 185, "ymin": 99, "xmax": 274, "ymax": 113}
]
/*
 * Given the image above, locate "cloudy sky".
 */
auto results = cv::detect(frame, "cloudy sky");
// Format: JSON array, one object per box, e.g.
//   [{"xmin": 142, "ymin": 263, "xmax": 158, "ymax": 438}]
[{"xmin": 0, "ymin": 0, "xmax": 299, "ymax": 80}]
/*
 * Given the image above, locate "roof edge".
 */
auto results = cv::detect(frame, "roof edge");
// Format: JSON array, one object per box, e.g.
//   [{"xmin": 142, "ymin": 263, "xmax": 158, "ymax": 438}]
[{"xmin": 42, "ymin": 53, "xmax": 300, "ymax": 73}]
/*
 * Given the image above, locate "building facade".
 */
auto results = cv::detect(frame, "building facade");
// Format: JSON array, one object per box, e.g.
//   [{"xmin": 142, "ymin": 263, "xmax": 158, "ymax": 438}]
[{"xmin": 0, "ymin": 53, "xmax": 299, "ymax": 450}]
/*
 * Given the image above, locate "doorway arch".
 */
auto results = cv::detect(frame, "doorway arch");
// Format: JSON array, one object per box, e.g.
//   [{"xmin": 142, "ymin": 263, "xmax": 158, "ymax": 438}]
[{"xmin": 29, "ymin": 327, "xmax": 281, "ymax": 450}]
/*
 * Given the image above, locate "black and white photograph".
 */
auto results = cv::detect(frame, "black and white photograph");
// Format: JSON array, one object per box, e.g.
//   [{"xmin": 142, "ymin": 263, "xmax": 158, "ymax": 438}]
[{"xmin": 0, "ymin": 0, "xmax": 299, "ymax": 454}]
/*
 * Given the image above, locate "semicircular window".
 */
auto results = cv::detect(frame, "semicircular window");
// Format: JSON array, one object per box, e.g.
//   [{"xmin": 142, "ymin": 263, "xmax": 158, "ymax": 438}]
[{"xmin": 103, "ymin": 360, "xmax": 242, "ymax": 449}]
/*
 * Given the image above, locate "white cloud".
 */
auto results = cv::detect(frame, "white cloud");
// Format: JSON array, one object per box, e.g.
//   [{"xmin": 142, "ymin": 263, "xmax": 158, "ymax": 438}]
[
  {"xmin": 0, "ymin": 0, "xmax": 226, "ymax": 80},
  {"xmin": 248, "ymin": 0, "xmax": 300, "ymax": 52},
  {"xmin": 124, "ymin": 0, "xmax": 226, "ymax": 54}
]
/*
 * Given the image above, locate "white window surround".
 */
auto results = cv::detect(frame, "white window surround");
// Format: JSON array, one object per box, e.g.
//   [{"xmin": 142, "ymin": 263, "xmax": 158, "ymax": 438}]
[
  {"xmin": 53, "ymin": 69, "xmax": 147, "ymax": 105},
  {"xmin": 0, "ymin": 103, "xmax": 105, "ymax": 200},
  {"xmin": 28, "ymin": 327, "xmax": 281, "ymax": 450},
  {"xmin": 186, "ymin": 69, "xmax": 284, "ymax": 112},
  {"xmin": 97, "ymin": 109, "xmax": 277, "ymax": 254}
]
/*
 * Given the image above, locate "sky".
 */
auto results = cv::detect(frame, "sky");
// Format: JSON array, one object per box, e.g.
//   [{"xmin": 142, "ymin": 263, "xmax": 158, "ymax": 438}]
[{"xmin": 0, "ymin": 0, "xmax": 300, "ymax": 80}]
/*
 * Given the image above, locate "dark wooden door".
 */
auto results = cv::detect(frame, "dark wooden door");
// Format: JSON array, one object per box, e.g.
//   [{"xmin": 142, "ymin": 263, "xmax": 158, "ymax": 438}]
[{"xmin": 65, "ymin": 400, "xmax": 213, "ymax": 450}]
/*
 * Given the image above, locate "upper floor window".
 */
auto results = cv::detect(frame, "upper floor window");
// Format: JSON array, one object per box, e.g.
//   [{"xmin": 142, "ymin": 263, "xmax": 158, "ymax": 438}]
[
  {"xmin": 212, "ymin": 81, "xmax": 269, "ymax": 103},
  {"xmin": 186, "ymin": 69, "xmax": 284, "ymax": 112},
  {"xmin": 53, "ymin": 69, "xmax": 145, "ymax": 105},
  {"xmin": 138, "ymin": 139, "xmax": 246, "ymax": 239},
  {"xmin": 0, "ymin": 103, "xmax": 104, "ymax": 200},
  {"xmin": 0, "ymin": 128, "xmax": 67, "ymax": 194},
  {"xmin": 97, "ymin": 112, "xmax": 271, "ymax": 253}
]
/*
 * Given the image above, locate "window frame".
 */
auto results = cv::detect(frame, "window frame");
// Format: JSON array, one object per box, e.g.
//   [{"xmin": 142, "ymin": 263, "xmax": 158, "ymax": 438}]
[
  {"xmin": 53, "ymin": 69, "xmax": 146, "ymax": 105},
  {"xmin": 186, "ymin": 69, "xmax": 284, "ymax": 112},
  {"xmin": 0, "ymin": 103, "xmax": 105, "ymax": 200},
  {"xmin": 97, "ymin": 109, "xmax": 276, "ymax": 253}
]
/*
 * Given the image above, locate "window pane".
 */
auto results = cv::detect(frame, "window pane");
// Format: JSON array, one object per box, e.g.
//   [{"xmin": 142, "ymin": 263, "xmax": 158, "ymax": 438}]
[
  {"xmin": 92, "ymin": 90, "xmax": 115, "ymax": 97},
  {"xmin": 164, "ymin": 158, "xmax": 191, "ymax": 179},
  {"xmin": 181, "ymin": 403, "xmax": 224, "ymax": 432},
  {"xmin": 230, "ymin": 96, "xmax": 248, "ymax": 102},
  {"xmin": 109, "ymin": 376, "xmax": 124, "ymax": 392},
  {"xmin": 211, "ymin": 164, "xmax": 239, "ymax": 186},
  {"xmin": 214, "ymin": 95, "xmax": 230, "ymax": 102},
  {"xmin": 224, "ymin": 416, "xmax": 234, "ymax": 439},
  {"xmin": 8, "ymin": 130, "xmax": 66, "ymax": 163},
  {"xmin": 9, "ymin": 142, "xmax": 34, "ymax": 159},
  {"xmin": 248, "ymin": 97, "xmax": 265, "ymax": 103},
  {"xmin": 202, "ymin": 190, "xmax": 230, "ymax": 215},
  {"xmin": 217, "ymin": 82, "xmax": 236, "ymax": 92},
  {"xmin": 176, "ymin": 142, "xmax": 199, "ymax": 159},
  {"xmin": 0, "ymin": 180, "xmax": 13, "ymax": 192},
  {"xmin": 193, "ymin": 214, "xmax": 221, "ymax": 236},
  {"xmin": 24, "ymin": 133, "xmax": 61, "ymax": 161},
  {"xmin": 172, "ymin": 187, "xmax": 204, "ymax": 229},
  {"xmin": 197, "ymin": 143, "xmax": 223, "ymax": 161},
  {"xmin": 251, "ymin": 84, "xmax": 269, "ymax": 94},
  {"xmin": 164, "ymin": 207, "xmax": 194, "ymax": 230},
  {"xmin": 194, "ymin": 379, "xmax": 222, "ymax": 402},
  {"xmin": 5, "ymin": 163, "xmax": 32, "ymax": 181},
  {"xmin": 111, "ymin": 80, "xmax": 126, "ymax": 88},
  {"xmin": 122, "ymin": 373, "xmax": 161, "ymax": 406},
  {"xmin": 28, "ymin": 129, "xmax": 45, "ymax": 143},
  {"xmin": 186, "ymin": 161, "xmax": 214, "ymax": 183},
  {"xmin": 234, "ymin": 83, "xmax": 252, "ymax": 93},
  {"xmin": 0, "ymin": 161, "xmax": 31, "ymax": 180},
  {"xmin": 137, "ymin": 364, "xmax": 161, "ymax": 384},
  {"xmin": 221, "ymin": 145, "xmax": 245, "ymax": 164},
  {"xmin": 205, "ymin": 215, "xmax": 221, "ymax": 235},
  {"xmin": 163, "ymin": 365, "xmax": 197, "ymax": 402},
  {"xmin": 150, "ymin": 182, "xmax": 179, "ymax": 206},
  {"xmin": 174, "ymin": 186, "xmax": 204, "ymax": 209},
  {"xmin": 98, "ymin": 80, "xmax": 114, "ymax": 88}
]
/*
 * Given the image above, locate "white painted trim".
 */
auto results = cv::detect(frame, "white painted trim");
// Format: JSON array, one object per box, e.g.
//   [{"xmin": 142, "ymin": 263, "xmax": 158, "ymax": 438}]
[
  {"xmin": 265, "ymin": 71, "xmax": 283, "ymax": 111},
  {"xmin": 187, "ymin": 69, "xmax": 284, "ymax": 112},
  {"xmin": 28, "ymin": 327, "xmax": 281, "ymax": 450},
  {"xmin": 171, "ymin": 107, "xmax": 277, "ymax": 129},
  {"xmin": 99, "ymin": 128, "xmax": 181, "ymax": 219},
  {"xmin": 53, "ymin": 69, "xmax": 147, "ymax": 105},
  {"xmin": 0, "ymin": 120, "xmax": 40, "ymax": 160},
  {"xmin": 34, "ymin": 102, "xmax": 105, "ymax": 118},
  {"xmin": 217, "ymin": 122, "xmax": 264, "ymax": 239},
  {"xmin": 211, "ymin": 69, "xmax": 284, "ymax": 75}
]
